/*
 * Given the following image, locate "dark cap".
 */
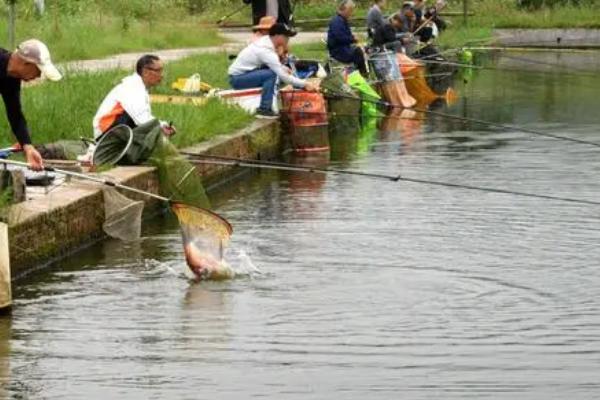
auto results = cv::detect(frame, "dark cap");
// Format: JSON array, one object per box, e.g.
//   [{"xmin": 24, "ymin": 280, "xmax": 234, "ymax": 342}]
[{"xmin": 269, "ymin": 23, "xmax": 297, "ymax": 37}]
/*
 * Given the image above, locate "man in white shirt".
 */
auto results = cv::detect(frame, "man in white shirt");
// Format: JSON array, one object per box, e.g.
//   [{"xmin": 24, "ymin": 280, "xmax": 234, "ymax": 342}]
[
  {"xmin": 228, "ymin": 23, "xmax": 318, "ymax": 119},
  {"xmin": 93, "ymin": 55, "xmax": 173, "ymax": 139}
]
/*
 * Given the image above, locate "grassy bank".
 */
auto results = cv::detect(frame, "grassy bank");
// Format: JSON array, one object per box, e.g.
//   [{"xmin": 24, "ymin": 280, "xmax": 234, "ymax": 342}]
[
  {"xmin": 0, "ymin": 53, "xmax": 252, "ymax": 149},
  {"xmin": 2, "ymin": 4, "xmax": 223, "ymax": 62},
  {"xmin": 200, "ymin": 0, "xmax": 600, "ymax": 27},
  {"xmin": 202, "ymin": 0, "xmax": 600, "ymax": 50}
]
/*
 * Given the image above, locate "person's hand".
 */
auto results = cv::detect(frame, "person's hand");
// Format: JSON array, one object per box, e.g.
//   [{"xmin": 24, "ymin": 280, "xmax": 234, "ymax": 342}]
[
  {"xmin": 162, "ymin": 125, "xmax": 177, "ymax": 137},
  {"xmin": 160, "ymin": 121, "xmax": 177, "ymax": 137},
  {"xmin": 23, "ymin": 144, "xmax": 44, "ymax": 171},
  {"xmin": 304, "ymin": 82, "xmax": 319, "ymax": 92}
]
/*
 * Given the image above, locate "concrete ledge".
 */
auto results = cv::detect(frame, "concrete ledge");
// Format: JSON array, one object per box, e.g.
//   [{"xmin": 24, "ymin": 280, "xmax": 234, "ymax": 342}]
[
  {"xmin": 495, "ymin": 29, "xmax": 600, "ymax": 48},
  {"xmin": 4, "ymin": 118, "xmax": 280, "ymax": 280}
]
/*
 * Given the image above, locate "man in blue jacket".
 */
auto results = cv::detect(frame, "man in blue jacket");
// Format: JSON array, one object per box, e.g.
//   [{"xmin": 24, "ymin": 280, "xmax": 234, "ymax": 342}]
[{"xmin": 327, "ymin": 0, "xmax": 368, "ymax": 77}]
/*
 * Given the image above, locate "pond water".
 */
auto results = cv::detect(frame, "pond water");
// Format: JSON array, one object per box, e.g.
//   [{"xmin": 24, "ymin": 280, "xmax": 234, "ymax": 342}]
[{"xmin": 2, "ymin": 50, "xmax": 600, "ymax": 399}]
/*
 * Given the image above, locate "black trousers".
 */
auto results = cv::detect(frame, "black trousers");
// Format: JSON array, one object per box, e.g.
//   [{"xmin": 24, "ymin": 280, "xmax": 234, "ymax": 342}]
[
  {"xmin": 351, "ymin": 47, "xmax": 369, "ymax": 77},
  {"xmin": 245, "ymin": 0, "xmax": 291, "ymax": 25}
]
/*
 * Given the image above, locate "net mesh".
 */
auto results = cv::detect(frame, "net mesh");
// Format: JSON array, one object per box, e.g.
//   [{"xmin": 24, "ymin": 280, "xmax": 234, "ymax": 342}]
[
  {"xmin": 171, "ymin": 203, "xmax": 234, "ymax": 280},
  {"xmin": 93, "ymin": 125, "xmax": 134, "ymax": 166},
  {"xmin": 404, "ymin": 65, "xmax": 440, "ymax": 106},
  {"xmin": 321, "ymin": 71, "xmax": 362, "ymax": 136},
  {"xmin": 102, "ymin": 188, "xmax": 144, "ymax": 241},
  {"xmin": 149, "ymin": 137, "xmax": 211, "ymax": 210}
]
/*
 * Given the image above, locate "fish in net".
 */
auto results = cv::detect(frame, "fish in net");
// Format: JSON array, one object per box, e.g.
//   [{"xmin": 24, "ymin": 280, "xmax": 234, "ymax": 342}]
[
  {"xmin": 92, "ymin": 119, "xmax": 225, "ymax": 278},
  {"xmin": 102, "ymin": 188, "xmax": 144, "ymax": 241},
  {"xmin": 171, "ymin": 203, "xmax": 234, "ymax": 280}
]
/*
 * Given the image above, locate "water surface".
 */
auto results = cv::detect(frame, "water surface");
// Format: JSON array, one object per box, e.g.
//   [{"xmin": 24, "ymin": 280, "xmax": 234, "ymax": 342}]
[{"xmin": 2, "ymin": 50, "xmax": 600, "ymax": 399}]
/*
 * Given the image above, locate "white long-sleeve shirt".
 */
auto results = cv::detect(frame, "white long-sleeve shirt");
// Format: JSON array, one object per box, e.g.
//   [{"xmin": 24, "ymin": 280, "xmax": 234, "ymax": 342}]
[
  {"xmin": 92, "ymin": 73, "xmax": 154, "ymax": 138},
  {"xmin": 228, "ymin": 35, "xmax": 306, "ymax": 88}
]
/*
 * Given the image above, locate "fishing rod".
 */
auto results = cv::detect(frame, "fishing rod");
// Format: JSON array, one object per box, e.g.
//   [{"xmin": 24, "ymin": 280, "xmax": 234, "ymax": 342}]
[
  {"xmin": 489, "ymin": 52, "xmax": 597, "ymax": 74},
  {"xmin": 279, "ymin": 109, "xmax": 426, "ymax": 121},
  {"xmin": 0, "ymin": 158, "xmax": 170, "ymax": 203},
  {"xmin": 413, "ymin": 54, "xmax": 598, "ymax": 78},
  {"xmin": 289, "ymin": 0, "xmax": 298, "ymax": 27},
  {"xmin": 322, "ymin": 92, "xmax": 600, "ymax": 149},
  {"xmin": 413, "ymin": 0, "xmax": 447, "ymax": 35},
  {"xmin": 182, "ymin": 152, "xmax": 401, "ymax": 181},
  {"xmin": 216, "ymin": 3, "xmax": 248, "ymax": 25},
  {"xmin": 182, "ymin": 153, "xmax": 600, "ymax": 207}
]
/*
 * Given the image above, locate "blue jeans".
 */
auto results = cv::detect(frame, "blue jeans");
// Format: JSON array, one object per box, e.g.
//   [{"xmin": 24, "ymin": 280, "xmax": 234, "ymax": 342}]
[{"xmin": 229, "ymin": 68, "xmax": 277, "ymax": 112}]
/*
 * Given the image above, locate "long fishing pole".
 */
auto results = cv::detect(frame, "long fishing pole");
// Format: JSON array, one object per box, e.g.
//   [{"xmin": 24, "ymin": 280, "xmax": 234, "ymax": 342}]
[
  {"xmin": 182, "ymin": 153, "xmax": 600, "ymax": 207},
  {"xmin": 413, "ymin": 54, "xmax": 598, "ymax": 78},
  {"xmin": 216, "ymin": 3, "xmax": 248, "ymax": 25},
  {"xmin": 322, "ymin": 92, "xmax": 600, "ymax": 149},
  {"xmin": 182, "ymin": 152, "xmax": 401, "ymax": 181},
  {"xmin": 489, "ymin": 52, "xmax": 596, "ymax": 74},
  {"xmin": 279, "ymin": 109, "xmax": 426, "ymax": 121},
  {"xmin": 0, "ymin": 158, "xmax": 170, "ymax": 203}
]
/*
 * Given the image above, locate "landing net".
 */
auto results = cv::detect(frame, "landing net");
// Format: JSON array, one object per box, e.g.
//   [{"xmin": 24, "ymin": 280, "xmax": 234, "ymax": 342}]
[{"xmin": 171, "ymin": 203, "xmax": 234, "ymax": 280}]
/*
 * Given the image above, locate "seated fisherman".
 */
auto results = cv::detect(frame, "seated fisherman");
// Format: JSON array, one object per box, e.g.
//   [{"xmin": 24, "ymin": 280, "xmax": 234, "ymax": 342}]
[
  {"xmin": 372, "ymin": 13, "xmax": 412, "ymax": 52},
  {"xmin": 250, "ymin": 16, "xmax": 276, "ymax": 43},
  {"xmin": 327, "ymin": 0, "xmax": 368, "ymax": 77},
  {"xmin": 399, "ymin": 2, "xmax": 417, "ymax": 34},
  {"xmin": 1, "ymin": 39, "xmax": 62, "ymax": 170},
  {"xmin": 366, "ymin": 0, "xmax": 387, "ymax": 38},
  {"xmin": 93, "ymin": 55, "xmax": 174, "ymax": 140},
  {"xmin": 413, "ymin": 0, "xmax": 426, "ymax": 24},
  {"xmin": 228, "ymin": 23, "xmax": 318, "ymax": 119},
  {"xmin": 80, "ymin": 55, "xmax": 175, "ymax": 165}
]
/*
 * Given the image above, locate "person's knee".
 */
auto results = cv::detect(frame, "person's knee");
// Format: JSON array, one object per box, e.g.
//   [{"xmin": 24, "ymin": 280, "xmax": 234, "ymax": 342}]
[{"xmin": 264, "ymin": 69, "xmax": 277, "ymax": 82}]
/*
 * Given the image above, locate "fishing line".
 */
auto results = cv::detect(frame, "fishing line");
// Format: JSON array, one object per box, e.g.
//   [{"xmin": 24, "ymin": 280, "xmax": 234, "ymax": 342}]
[
  {"xmin": 490, "ymin": 52, "xmax": 597, "ymax": 74},
  {"xmin": 279, "ymin": 109, "xmax": 426, "ymax": 121},
  {"xmin": 414, "ymin": 57, "xmax": 597, "ymax": 78},
  {"xmin": 323, "ymin": 92, "xmax": 600, "ymax": 149},
  {"xmin": 182, "ymin": 153, "xmax": 600, "ymax": 207}
]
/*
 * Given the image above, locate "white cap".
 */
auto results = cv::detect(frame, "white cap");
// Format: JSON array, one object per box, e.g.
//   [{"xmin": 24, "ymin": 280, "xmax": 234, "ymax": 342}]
[{"xmin": 16, "ymin": 39, "xmax": 62, "ymax": 81}]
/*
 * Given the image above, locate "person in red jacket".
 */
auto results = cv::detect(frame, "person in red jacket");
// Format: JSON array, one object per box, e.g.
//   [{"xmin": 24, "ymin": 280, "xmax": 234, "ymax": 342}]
[{"xmin": 243, "ymin": 0, "xmax": 292, "ymax": 25}]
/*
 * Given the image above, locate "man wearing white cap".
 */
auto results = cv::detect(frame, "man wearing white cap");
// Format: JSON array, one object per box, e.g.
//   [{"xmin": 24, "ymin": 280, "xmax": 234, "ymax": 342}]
[{"xmin": 0, "ymin": 39, "xmax": 62, "ymax": 171}]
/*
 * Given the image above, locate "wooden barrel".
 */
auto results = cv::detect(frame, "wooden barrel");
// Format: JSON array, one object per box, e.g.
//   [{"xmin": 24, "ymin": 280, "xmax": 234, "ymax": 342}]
[{"xmin": 281, "ymin": 90, "xmax": 330, "ymax": 153}]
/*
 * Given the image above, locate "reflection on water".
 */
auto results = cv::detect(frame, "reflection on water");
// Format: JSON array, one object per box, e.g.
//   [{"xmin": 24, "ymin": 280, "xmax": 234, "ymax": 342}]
[{"xmin": 3, "ymin": 51, "xmax": 600, "ymax": 398}]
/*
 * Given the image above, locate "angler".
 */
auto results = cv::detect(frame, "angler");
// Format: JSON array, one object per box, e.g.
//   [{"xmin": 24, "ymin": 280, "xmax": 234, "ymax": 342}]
[{"xmin": 0, "ymin": 39, "xmax": 61, "ymax": 171}]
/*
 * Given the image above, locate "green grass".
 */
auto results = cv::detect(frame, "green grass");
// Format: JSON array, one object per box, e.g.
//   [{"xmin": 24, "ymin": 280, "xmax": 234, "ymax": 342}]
[
  {"xmin": 155, "ymin": 52, "xmax": 235, "ymax": 92},
  {"xmin": 212, "ymin": 0, "xmax": 600, "ymax": 49},
  {"xmin": 155, "ymin": 99, "xmax": 253, "ymax": 148},
  {"xmin": 4, "ymin": 12, "xmax": 223, "ymax": 62},
  {"xmin": 0, "ymin": 53, "xmax": 252, "ymax": 149},
  {"xmin": 287, "ymin": 0, "xmax": 600, "ymax": 28}
]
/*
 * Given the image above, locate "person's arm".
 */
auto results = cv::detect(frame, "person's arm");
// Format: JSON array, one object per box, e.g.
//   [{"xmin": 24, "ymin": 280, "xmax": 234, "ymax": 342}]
[
  {"xmin": 1, "ymin": 81, "xmax": 31, "ymax": 146},
  {"xmin": 259, "ymin": 48, "xmax": 306, "ymax": 88},
  {"xmin": 383, "ymin": 25, "xmax": 397, "ymax": 44},
  {"xmin": 375, "ymin": 9, "xmax": 386, "ymax": 30},
  {"xmin": 1, "ymin": 81, "xmax": 44, "ymax": 170},
  {"xmin": 328, "ymin": 17, "xmax": 355, "ymax": 47}
]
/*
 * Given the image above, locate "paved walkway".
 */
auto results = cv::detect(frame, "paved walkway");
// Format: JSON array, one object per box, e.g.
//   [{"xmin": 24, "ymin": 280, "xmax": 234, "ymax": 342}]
[{"xmin": 60, "ymin": 29, "xmax": 324, "ymax": 74}]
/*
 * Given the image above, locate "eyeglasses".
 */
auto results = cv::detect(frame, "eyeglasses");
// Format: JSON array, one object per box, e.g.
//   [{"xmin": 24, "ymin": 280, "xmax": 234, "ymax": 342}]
[{"xmin": 144, "ymin": 66, "xmax": 163, "ymax": 73}]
